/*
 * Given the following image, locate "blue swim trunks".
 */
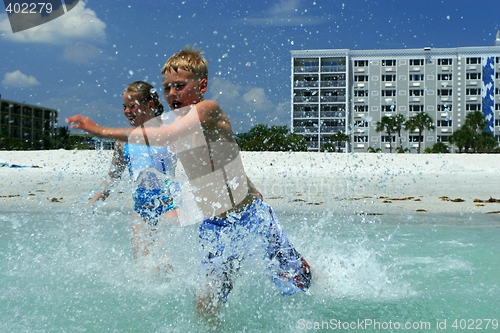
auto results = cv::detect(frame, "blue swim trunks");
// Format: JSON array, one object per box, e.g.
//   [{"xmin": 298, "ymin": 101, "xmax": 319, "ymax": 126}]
[
  {"xmin": 133, "ymin": 188, "xmax": 176, "ymax": 227},
  {"xmin": 199, "ymin": 198, "xmax": 311, "ymax": 301}
]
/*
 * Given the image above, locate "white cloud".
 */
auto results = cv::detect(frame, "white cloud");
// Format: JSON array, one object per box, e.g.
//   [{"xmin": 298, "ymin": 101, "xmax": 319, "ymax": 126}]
[
  {"xmin": 2, "ymin": 70, "xmax": 40, "ymax": 87},
  {"xmin": 41, "ymin": 96, "xmax": 125, "ymax": 129},
  {"xmin": 242, "ymin": 0, "xmax": 326, "ymax": 27},
  {"xmin": 268, "ymin": 0, "xmax": 301, "ymax": 16},
  {"xmin": 208, "ymin": 77, "xmax": 289, "ymax": 132},
  {"xmin": 0, "ymin": 1, "xmax": 105, "ymax": 44},
  {"xmin": 63, "ymin": 42, "xmax": 101, "ymax": 64},
  {"xmin": 243, "ymin": 88, "xmax": 271, "ymax": 109}
]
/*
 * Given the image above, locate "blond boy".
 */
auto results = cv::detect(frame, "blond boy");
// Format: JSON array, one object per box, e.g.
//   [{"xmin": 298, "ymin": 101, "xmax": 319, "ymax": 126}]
[{"xmin": 67, "ymin": 46, "xmax": 311, "ymax": 314}]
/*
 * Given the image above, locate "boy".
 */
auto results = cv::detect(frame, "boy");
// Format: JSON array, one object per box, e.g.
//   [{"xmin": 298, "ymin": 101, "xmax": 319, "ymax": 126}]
[{"xmin": 67, "ymin": 46, "xmax": 311, "ymax": 314}]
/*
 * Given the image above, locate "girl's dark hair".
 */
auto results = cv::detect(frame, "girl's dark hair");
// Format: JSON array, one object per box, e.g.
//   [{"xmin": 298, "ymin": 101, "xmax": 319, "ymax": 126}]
[{"xmin": 123, "ymin": 81, "xmax": 164, "ymax": 116}]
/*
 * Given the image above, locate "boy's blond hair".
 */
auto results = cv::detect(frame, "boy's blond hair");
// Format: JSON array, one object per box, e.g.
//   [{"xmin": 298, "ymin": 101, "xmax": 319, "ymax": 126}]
[{"xmin": 162, "ymin": 46, "xmax": 208, "ymax": 80}]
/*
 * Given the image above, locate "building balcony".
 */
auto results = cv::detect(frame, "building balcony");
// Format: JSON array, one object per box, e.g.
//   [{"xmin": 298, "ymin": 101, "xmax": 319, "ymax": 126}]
[
  {"xmin": 320, "ymin": 65, "xmax": 347, "ymax": 72},
  {"xmin": 294, "ymin": 66, "xmax": 319, "ymax": 73},
  {"xmin": 321, "ymin": 111, "xmax": 346, "ymax": 118},
  {"xmin": 294, "ymin": 96, "xmax": 319, "ymax": 103},
  {"xmin": 294, "ymin": 126, "xmax": 319, "ymax": 133},
  {"xmin": 293, "ymin": 111, "xmax": 319, "ymax": 118},
  {"xmin": 294, "ymin": 81, "xmax": 319, "ymax": 88},
  {"xmin": 320, "ymin": 81, "xmax": 346, "ymax": 88},
  {"xmin": 320, "ymin": 126, "xmax": 345, "ymax": 133},
  {"xmin": 320, "ymin": 96, "xmax": 346, "ymax": 103}
]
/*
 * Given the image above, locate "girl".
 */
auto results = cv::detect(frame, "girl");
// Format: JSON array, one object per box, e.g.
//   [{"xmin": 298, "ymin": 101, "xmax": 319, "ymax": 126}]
[{"xmin": 90, "ymin": 81, "xmax": 179, "ymax": 261}]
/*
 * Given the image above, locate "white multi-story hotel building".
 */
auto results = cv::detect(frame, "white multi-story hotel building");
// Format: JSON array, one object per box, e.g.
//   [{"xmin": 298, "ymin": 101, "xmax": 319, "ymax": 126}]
[{"xmin": 291, "ymin": 46, "xmax": 500, "ymax": 152}]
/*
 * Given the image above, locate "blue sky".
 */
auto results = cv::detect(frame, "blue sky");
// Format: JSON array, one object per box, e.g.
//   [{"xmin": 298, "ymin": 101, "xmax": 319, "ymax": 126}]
[{"xmin": 1, "ymin": 0, "xmax": 499, "ymax": 133}]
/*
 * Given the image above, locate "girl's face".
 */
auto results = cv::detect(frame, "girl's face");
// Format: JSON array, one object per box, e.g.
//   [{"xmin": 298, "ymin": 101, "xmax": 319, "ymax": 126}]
[{"xmin": 122, "ymin": 92, "xmax": 155, "ymax": 127}]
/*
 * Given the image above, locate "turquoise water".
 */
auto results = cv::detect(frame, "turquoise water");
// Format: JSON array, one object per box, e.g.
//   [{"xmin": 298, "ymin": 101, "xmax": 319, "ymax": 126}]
[{"xmin": 1, "ymin": 206, "xmax": 499, "ymax": 332}]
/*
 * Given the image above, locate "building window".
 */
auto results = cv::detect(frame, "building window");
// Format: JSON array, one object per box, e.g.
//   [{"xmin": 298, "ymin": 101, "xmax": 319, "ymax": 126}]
[
  {"xmin": 466, "ymin": 88, "xmax": 480, "ymax": 95},
  {"xmin": 354, "ymin": 135, "xmax": 368, "ymax": 142},
  {"xmin": 381, "ymin": 135, "xmax": 396, "ymax": 143},
  {"xmin": 409, "ymin": 89, "xmax": 424, "ymax": 96},
  {"xmin": 437, "ymin": 120, "xmax": 452, "ymax": 127},
  {"xmin": 382, "ymin": 59, "xmax": 396, "ymax": 66},
  {"xmin": 382, "ymin": 75, "xmax": 396, "ymax": 81},
  {"xmin": 466, "ymin": 104, "xmax": 481, "ymax": 111},
  {"xmin": 409, "ymin": 105, "xmax": 424, "ymax": 112},
  {"xmin": 410, "ymin": 59, "xmax": 424, "ymax": 66},
  {"xmin": 467, "ymin": 73, "xmax": 481, "ymax": 80},
  {"xmin": 437, "ymin": 104, "xmax": 452, "ymax": 111},
  {"xmin": 437, "ymin": 136, "xmax": 450, "ymax": 142},
  {"xmin": 438, "ymin": 89, "xmax": 453, "ymax": 96},
  {"xmin": 438, "ymin": 74, "xmax": 453, "ymax": 80},
  {"xmin": 354, "ymin": 120, "xmax": 368, "ymax": 127},
  {"xmin": 381, "ymin": 90, "xmax": 396, "ymax": 97},
  {"xmin": 438, "ymin": 59, "xmax": 453, "ymax": 65},
  {"xmin": 495, "ymin": 119, "xmax": 500, "ymax": 126},
  {"xmin": 354, "ymin": 75, "xmax": 369, "ymax": 82},
  {"xmin": 354, "ymin": 105, "xmax": 368, "ymax": 112},
  {"xmin": 466, "ymin": 57, "xmax": 481, "ymax": 64},
  {"xmin": 410, "ymin": 74, "xmax": 424, "ymax": 81},
  {"xmin": 354, "ymin": 60, "xmax": 369, "ymax": 67},
  {"xmin": 409, "ymin": 135, "xmax": 423, "ymax": 142},
  {"xmin": 381, "ymin": 105, "xmax": 396, "ymax": 112},
  {"xmin": 354, "ymin": 90, "xmax": 369, "ymax": 97}
]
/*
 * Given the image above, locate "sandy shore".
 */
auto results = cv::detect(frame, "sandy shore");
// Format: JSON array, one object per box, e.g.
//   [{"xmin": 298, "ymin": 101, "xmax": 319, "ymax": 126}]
[{"xmin": 1, "ymin": 150, "xmax": 499, "ymax": 217}]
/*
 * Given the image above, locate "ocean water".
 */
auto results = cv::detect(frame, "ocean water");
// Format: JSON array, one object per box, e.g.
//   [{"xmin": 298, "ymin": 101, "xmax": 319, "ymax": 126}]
[{"xmin": 1, "ymin": 204, "xmax": 499, "ymax": 332}]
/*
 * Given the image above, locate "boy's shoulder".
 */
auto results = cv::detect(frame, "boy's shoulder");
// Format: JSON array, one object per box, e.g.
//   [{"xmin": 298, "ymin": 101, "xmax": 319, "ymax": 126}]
[
  {"xmin": 193, "ymin": 100, "xmax": 234, "ymax": 139},
  {"xmin": 196, "ymin": 99, "xmax": 221, "ymax": 111},
  {"xmin": 195, "ymin": 100, "xmax": 226, "ymax": 121}
]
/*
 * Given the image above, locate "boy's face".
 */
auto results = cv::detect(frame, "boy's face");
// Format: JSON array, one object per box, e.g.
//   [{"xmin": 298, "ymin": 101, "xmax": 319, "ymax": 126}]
[
  {"xmin": 122, "ymin": 92, "xmax": 154, "ymax": 127},
  {"xmin": 162, "ymin": 68, "xmax": 207, "ymax": 114}
]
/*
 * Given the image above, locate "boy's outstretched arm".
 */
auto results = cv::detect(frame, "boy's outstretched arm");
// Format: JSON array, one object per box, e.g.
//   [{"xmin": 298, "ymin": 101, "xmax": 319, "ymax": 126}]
[
  {"xmin": 66, "ymin": 115, "xmax": 132, "ymax": 141},
  {"xmin": 67, "ymin": 109, "xmax": 202, "ymax": 145}
]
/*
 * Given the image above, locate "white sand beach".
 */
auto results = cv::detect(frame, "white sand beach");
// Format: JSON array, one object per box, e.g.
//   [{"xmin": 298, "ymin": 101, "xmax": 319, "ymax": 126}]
[{"xmin": 1, "ymin": 150, "xmax": 499, "ymax": 217}]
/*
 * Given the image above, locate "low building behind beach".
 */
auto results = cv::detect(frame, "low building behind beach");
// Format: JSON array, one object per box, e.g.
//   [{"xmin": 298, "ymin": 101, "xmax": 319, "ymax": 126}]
[
  {"xmin": 0, "ymin": 97, "xmax": 58, "ymax": 147},
  {"xmin": 291, "ymin": 42, "xmax": 500, "ymax": 153}
]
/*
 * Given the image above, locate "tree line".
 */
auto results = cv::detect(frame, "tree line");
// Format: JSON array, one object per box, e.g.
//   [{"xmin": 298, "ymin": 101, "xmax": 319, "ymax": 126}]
[
  {"xmin": 0, "ymin": 126, "xmax": 87, "ymax": 150},
  {"xmin": 374, "ymin": 110, "xmax": 498, "ymax": 154},
  {"xmin": 3, "ymin": 114, "xmax": 497, "ymax": 153}
]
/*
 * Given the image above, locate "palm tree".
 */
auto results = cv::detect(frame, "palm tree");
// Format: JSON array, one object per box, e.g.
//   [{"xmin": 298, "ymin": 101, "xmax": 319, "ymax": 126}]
[
  {"xmin": 235, "ymin": 124, "xmax": 307, "ymax": 151},
  {"xmin": 375, "ymin": 116, "xmax": 396, "ymax": 153},
  {"xmin": 476, "ymin": 130, "xmax": 498, "ymax": 153},
  {"xmin": 449, "ymin": 126, "xmax": 474, "ymax": 153},
  {"xmin": 464, "ymin": 110, "xmax": 488, "ymax": 153},
  {"xmin": 393, "ymin": 113, "xmax": 406, "ymax": 152},
  {"xmin": 405, "ymin": 112, "xmax": 435, "ymax": 154},
  {"xmin": 56, "ymin": 126, "xmax": 71, "ymax": 149},
  {"xmin": 329, "ymin": 130, "xmax": 350, "ymax": 152}
]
